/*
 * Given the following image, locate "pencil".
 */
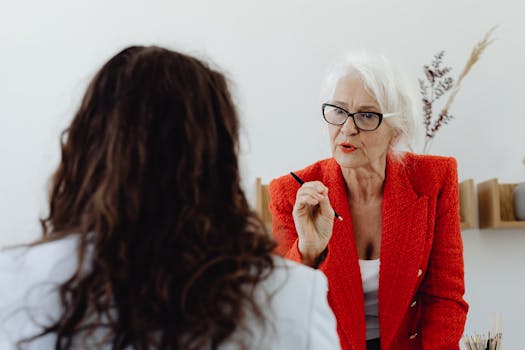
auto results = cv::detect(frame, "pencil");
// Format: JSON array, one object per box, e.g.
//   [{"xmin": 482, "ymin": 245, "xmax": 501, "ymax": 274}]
[{"xmin": 289, "ymin": 171, "xmax": 343, "ymax": 221}]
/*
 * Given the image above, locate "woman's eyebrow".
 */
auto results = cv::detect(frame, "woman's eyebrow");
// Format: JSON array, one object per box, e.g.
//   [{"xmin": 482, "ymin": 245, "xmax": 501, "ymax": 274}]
[
  {"xmin": 330, "ymin": 100, "xmax": 349, "ymax": 108},
  {"xmin": 358, "ymin": 105, "xmax": 380, "ymax": 111},
  {"xmin": 330, "ymin": 101, "xmax": 380, "ymax": 111}
]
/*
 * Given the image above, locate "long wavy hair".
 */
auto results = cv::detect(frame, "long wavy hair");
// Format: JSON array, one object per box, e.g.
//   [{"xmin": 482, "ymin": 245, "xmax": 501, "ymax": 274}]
[{"xmin": 26, "ymin": 46, "xmax": 275, "ymax": 349}]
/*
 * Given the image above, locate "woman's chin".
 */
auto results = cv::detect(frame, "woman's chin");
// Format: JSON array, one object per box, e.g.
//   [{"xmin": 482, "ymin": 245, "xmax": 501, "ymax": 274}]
[{"xmin": 334, "ymin": 153, "xmax": 363, "ymax": 169}]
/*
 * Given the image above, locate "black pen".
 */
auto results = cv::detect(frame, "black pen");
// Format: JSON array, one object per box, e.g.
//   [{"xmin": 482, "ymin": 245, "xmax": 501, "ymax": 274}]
[{"xmin": 290, "ymin": 171, "xmax": 343, "ymax": 221}]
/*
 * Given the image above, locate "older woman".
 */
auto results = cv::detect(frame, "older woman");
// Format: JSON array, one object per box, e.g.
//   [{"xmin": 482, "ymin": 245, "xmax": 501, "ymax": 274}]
[{"xmin": 269, "ymin": 52, "xmax": 468, "ymax": 350}]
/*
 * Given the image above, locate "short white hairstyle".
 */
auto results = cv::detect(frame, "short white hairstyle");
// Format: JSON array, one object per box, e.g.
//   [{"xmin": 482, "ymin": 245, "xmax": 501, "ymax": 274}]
[{"xmin": 320, "ymin": 51, "xmax": 419, "ymax": 155}]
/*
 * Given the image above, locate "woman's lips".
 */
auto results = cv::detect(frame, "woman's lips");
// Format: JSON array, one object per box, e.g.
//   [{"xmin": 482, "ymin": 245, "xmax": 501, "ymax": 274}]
[{"xmin": 339, "ymin": 143, "xmax": 357, "ymax": 153}]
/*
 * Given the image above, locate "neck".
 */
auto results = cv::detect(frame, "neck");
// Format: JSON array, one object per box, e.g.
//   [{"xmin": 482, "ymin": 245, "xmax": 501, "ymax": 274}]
[{"xmin": 341, "ymin": 156, "xmax": 387, "ymax": 204}]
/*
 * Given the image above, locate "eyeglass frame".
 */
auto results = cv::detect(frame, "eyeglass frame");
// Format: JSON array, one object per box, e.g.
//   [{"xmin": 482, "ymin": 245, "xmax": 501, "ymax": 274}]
[{"xmin": 321, "ymin": 103, "xmax": 399, "ymax": 131}]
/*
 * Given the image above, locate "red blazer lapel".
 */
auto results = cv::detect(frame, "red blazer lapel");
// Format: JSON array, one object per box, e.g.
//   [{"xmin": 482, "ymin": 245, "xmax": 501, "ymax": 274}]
[
  {"xmin": 316, "ymin": 157, "xmax": 429, "ymax": 349},
  {"xmin": 320, "ymin": 159, "xmax": 366, "ymax": 349},
  {"xmin": 379, "ymin": 156, "xmax": 428, "ymax": 346}
]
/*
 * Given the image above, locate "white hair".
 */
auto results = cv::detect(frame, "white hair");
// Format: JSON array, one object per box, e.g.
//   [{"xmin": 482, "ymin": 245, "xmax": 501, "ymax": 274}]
[{"xmin": 320, "ymin": 51, "xmax": 419, "ymax": 155}]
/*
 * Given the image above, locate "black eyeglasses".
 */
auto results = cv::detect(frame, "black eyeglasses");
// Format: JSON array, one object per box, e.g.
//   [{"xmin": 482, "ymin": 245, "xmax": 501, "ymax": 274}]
[{"xmin": 322, "ymin": 103, "xmax": 399, "ymax": 131}]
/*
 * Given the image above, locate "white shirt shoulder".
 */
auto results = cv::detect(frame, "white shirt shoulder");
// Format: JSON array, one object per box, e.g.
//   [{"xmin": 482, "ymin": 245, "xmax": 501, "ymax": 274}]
[
  {"xmin": 0, "ymin": 235, "xmax": 80, "ymax": 349},
  {"xmin": 0, "ymin": 238, "xmax": 340, "ymax": 350},
  {"xmin": 228, "ymin": 256, "xmax": 340, "ymax": 350}
]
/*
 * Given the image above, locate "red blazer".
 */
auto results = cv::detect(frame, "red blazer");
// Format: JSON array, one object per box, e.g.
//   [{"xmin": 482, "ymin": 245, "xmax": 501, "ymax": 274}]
[{"xmin": 269, "ymin": 153, "xmax": 468, "ymax": 350}]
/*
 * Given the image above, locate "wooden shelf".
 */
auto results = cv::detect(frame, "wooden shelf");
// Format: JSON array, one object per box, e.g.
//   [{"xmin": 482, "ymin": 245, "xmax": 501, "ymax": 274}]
[
  {"xmin": 256, "ymin": 177, "xmax": 478, "ymax": 230},
  {"xmin": 254, "ymin": 177, "xmax": 272, "ymax": 228},
  {"xmin": 477, "ymin": 178, "xmax": 525, "ymax": 229},
  {"xmin": 459, "ymin": 179, "xmax": 476, "ymax": 229}
]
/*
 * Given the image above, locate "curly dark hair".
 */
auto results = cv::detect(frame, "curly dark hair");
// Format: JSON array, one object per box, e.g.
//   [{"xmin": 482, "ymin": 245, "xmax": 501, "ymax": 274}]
[{"xmin": 25, "ymin": 46, "xmax": 276, "ymax": 349}]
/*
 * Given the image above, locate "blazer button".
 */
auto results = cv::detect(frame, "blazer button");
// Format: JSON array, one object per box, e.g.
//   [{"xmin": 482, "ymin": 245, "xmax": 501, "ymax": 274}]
[
  {"xmin": 417, "ymin": 269, "xmax": 423, "ymax": 277},
  {"xmin": 409, "ymin": 332, "xmax": 418, "ymax": 340},
  {"xmin": 410, "ymin": 300, "xmax": 417, "ymax": 308}
]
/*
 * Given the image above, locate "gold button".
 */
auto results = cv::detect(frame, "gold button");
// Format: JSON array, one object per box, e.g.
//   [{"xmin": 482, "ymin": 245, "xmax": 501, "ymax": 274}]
[
  {"xmin": 417, "ymin": 269, "xmax": 423, "ymax": 277},
  {"xmin": 409, "ymin": 332, "xmax": 418, "ymax": 340},
  {"xmin": 410, "ymin": 300, "xmax": 417, "ymax": 308}
]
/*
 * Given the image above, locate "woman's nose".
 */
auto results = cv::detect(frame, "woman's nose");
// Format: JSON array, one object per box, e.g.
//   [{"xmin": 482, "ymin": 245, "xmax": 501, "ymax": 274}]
[{"xmin": 340, "ymin": 117, "xmax": 359, "ymax": 135}]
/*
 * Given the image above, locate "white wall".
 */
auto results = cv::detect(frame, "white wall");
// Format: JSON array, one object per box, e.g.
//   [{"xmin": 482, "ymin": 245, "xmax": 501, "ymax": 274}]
[{"xmin": 1, "ymin": 0, "xmax": 524, "ymax": 347}]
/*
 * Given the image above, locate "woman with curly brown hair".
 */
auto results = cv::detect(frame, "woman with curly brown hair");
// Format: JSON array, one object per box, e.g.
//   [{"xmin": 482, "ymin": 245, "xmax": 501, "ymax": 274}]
[{"xmin": 0, "ymin": 46, "xmax": 339, "ymax": 350}]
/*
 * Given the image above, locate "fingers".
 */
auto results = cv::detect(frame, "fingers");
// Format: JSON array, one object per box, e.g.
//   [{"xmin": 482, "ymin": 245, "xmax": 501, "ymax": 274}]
[
  {"xmin": 317, "ymin": 192, "xmax": 335, "ymax": 219},
  {"xmin": 295, "ymin": 181, "xmax": 326, "ymax": 204},
  {"xmin": 294, "ymin": 181, "xmax": 332, "ymax": 213}
]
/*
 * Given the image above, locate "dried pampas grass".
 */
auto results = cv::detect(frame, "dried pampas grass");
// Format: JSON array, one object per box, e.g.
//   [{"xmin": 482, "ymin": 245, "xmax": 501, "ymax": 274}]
[{"xmin": 421, "ymin": 26, "xmax": 497, "ymax": 153}]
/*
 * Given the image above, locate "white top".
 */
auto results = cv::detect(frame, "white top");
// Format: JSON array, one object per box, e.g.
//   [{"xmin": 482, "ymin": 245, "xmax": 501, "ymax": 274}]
[
  {"xmin": 358, "ymin": 258, "xmax": 380, "ymax": 341},
  {"xmin": 0, "ymin": 235, "xmax": 340, "ymax": 350}
]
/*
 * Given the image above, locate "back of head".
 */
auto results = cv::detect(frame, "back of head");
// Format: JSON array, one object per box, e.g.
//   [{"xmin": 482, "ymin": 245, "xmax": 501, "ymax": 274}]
[
  {"xmin": 34, "ymin": 46, "xmax": 275, "ymax": 349},
  {"xmin": 321, "ymin": 51, "xmax": 419, "ymax": 155}
]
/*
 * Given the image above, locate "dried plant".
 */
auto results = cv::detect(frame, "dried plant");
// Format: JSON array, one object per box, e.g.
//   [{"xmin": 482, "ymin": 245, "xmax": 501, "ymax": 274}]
[
  {"xmin": 419, "ymin": 51, "xmax": 455, "ymax": 148},
  {"xmin": 462, "ymin": 332, "xmax": 502, "ymax": 350},
  {"xmin": 421, "ymin": 26, "xmax": 497, "ymax": 153},
  {"xmin": 462, "ymin": 314, "xmax": 503, "ymax": 350}
]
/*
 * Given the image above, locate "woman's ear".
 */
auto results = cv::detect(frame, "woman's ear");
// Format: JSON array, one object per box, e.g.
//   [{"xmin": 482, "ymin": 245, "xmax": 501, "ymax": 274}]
[{"xmin": 389, "ymin": 129, "xmax": 401, "ymax": 148}]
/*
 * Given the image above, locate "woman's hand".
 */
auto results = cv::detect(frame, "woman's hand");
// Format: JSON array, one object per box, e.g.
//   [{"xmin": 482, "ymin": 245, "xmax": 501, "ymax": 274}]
[{"xmin": 292, "ymin": 181, "xmax": 335, "ymax": 267}]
